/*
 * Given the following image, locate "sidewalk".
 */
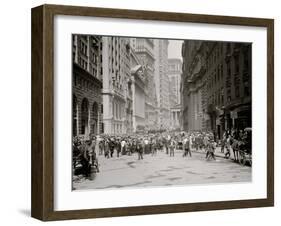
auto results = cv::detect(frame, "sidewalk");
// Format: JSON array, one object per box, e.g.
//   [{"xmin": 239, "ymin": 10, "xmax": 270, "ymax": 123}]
[{"xmin": 190, "ymin": 147, "xmax": 234, "ymax": 160}]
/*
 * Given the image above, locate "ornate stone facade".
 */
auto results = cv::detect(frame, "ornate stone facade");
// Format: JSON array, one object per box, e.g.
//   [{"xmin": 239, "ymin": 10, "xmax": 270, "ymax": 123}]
[
  {"xmin": 131, "ymin": 38, "xmax": 158, "ymax": 131},
  {"xmin": 101, "ymin": 37, "xmax": 132, "ymax": 135},
  {"xmin": 72, "ymin": 35, "xmax": 103, "ymax": 138},
  {"xmin": 181, "ymin": 40, "xmax": 252, "ymax": 137}
]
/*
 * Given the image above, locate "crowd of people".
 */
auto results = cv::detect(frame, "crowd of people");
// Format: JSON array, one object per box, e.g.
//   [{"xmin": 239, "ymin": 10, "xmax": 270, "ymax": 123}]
[{"xmin": 72, "ymin": 128, "xmax": 252, "ymax": 178}]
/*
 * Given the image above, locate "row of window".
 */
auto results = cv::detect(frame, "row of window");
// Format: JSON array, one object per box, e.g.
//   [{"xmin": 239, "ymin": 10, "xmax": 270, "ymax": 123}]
[
  {"xmin": 227, "ymin": 47, "xmax": 250, "ymax": 75},
  {"xmin": 73, "ymin": 74, "xmax": 100, "ymax": 96},
  {"xmin": 207, "ymin": 83, "xmax": 249, "ymax": 107},
  {"xmin": 78, "ymin": 56, "xmax": 88, "ymax": 70},
  {"xmin": 207, "ymin": 87, "xmax": 224, "ymax": 107},
  {"xmin": 113, "ymin": 102, "xmax": 124, "ymax": 120},
  {"xmin": 113, "ymin": 124, "xmax": 123, "ymax": 134},
  {"xmin": 79, "ymin": 39, "xmax": 88, "ymax": 56},
  {"xmin": 206, "ymin": 44, "xmax": 223, "ymax": 71},
  {"xmin": 206, "ymin": 64, "xmax": 224, "ymax": 91}
]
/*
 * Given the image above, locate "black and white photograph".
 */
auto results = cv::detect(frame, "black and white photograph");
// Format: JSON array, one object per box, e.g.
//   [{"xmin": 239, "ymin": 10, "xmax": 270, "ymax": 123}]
[
  {"xmin": 72, "ymin": 35, "xmax": 252, "ymax": 190},
  {"xmin": 0, "ymin": 0, "xmax": 278, "ymax": 223}
]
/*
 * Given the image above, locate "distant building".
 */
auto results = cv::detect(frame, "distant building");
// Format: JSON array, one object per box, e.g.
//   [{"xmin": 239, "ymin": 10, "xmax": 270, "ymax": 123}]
[
  {"xmin": 154, "ymin": 39, "xmax": 170, "ymax": 129},
  {"xmin": 168, "ymin": 58, "xmax": 182, "ymax": 129},
  {"xmin": 168, "ymin": 59, "xmax": 182, "ymax": 105},
  {"xmin": 181, "ymin": 40, "xmax": 252, "ymax": 137},
  {"xmin": 72, "ymin": 35, "xmax": 103, "ymax": 138},
  {"xmin": 170, "ymin": 104, "xmax": 182, "ymax": 130}
]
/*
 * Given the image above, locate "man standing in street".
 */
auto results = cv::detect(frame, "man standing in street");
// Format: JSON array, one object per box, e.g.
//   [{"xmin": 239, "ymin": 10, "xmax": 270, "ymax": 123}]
[
  {"xmin": 121, "ymin": 139, "xmax": 126, "ymax": 156},
  {"xmin": 136, "ymin": 139, "xmax": 144, "ymax": 160},
  {"xmin": 169, "ymin": 137, "xmax": 176, "ymax": 157},
  {"xmin": 144, "ymin": 137, "xmax": 149, "ymax": 154},
  {"xmin": 183, "ymin": 136, "xmax": 191, "ymax": 157},
  {"xmin": 206, "ymin": 137, "xmax": 216, "ymax": 161},
  {"xmin": 109, "ymin": 138, "xmax": 115, "ymax": 158},
  {"xmin": 116, "ymin": 138, "xmax": 121, "ymax": 158}
]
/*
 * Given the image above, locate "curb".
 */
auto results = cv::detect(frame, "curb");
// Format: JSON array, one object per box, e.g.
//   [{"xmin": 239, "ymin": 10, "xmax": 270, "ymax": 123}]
[{"xmin": 191, "ymin": 149, "xmax": 232, "ymax": 160}]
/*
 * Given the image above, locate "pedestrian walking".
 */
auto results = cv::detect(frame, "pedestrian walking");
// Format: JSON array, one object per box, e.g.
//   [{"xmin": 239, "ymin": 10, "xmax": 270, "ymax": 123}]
[
  {"xmin": 98, "ymin": 139, "xmax": 104, "ymax": 155},
  {"xmin": 109, "ymin": 139, "xmax": 115, "ymax": 158},
  {"xmin": 169, "ymin": 138, "xmax": 176, "ymax": 157},
  {"xmin": 90, "ymin": 139, "xmax": 100, "ymax": 173},
  {"xmin": 224, "ymin": 135, "xmax": 232, "ymax": 159},
  {"xmin": 121, "ymin": 139, "xmax": 126, "ymax": 155},
  {"xmin": 151, "ymin": 139, "xmax": 157, "ymax": 156},
  {"xmin": 206, "ymin": 139, "xmax": 216, "ymax": 161},
  {"xmin": 116, "ymin": 139, "xmax": 121, "ymax": 158},
  {"xmin": 166, "ymin": 135, "xmax": 171, "ymax": 155},
  {"xmin": 183, "ymin": 136, "xmax": 191, "ymax": 157},
  {"xmin": 79, "ymin": 140, "xmax": 92, "ymax": 177},
  {"xmin": 136, "ymin": 140, "xmax": 144, "ymax": 160},
  {"xmin": 203, "ymin": 134, "xmax": 209, "ymax": 151},
  {"xmin": 127, "ymin": 140, "xmax": 133, "ymax": 156},
  {"xmin": 220, "ymin": 132, "xmax": 226, "ymax": 153},
  {"xmin": 232, "ymin": 138, "xmax": 240, "ymax": 162},
  {"xmin": 104, "ymin": 139, "xmax": 110, "ymax": 159}
]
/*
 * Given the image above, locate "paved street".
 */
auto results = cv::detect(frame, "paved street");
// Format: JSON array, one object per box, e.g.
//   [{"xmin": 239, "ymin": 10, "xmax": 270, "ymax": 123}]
[{"xmin": 73, "ymin": 149, "xmax": 251, "ymax": 190}]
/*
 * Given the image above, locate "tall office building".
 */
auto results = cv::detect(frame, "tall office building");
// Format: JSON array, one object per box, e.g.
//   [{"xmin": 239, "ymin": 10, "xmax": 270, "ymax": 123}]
[
  {"xmin": 72, "ymin": 35, "xmax": 103, "ymax": 138},
  {"xmin": 181, "ymin": 40, "xmax": 251, "ymax": 137},
  {"xmin": 101, "ymin": 36, "xmax": 132, "ymax": 134},
  {"xmin": 168, "ymin": 58, "xmax": 182, "ymax": 129},
  {"xmin": 130, "ymin": 48, "xmax": 147, "ymax": 132},
  {"xmin": 131, "ymin": 38, "xmax": 158, "ymax": 131},
  {"xmin": 154, "ymin": 39, "xmax": 170, "ymax": 129}
]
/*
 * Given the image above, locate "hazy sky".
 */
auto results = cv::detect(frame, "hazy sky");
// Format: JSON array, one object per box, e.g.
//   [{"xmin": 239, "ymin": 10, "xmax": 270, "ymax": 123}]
[{"xmin": 168, "ymin": 40, "xmax": 183, "ymax": 60}]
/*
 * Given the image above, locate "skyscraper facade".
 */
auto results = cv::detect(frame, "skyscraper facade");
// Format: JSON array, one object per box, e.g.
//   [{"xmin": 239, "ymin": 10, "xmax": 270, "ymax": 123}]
[
  {"xmin": 168, "ymin": 58, "xmax": 182, "ymax": 129},
  {"xmin": 181, "ymin": 40, "xmax": 252, "ymax": 137},
  {"xmin": 130, "ymin": 48, "xmax": 147, "ymax": 132},
  {"xmin": 101, "ymin": 36, "xmax": 132, "ymax": 134},
  {"xmin": 72, "ymin": 35, "xmax": 103, "ymax": 138},
  {"xmin": 154, "ymin": 39, "xmax": 170, "ymax": 129},
  {"xmin": 131, "ymin": 38, "xmax": 158, "ymax": 131}
]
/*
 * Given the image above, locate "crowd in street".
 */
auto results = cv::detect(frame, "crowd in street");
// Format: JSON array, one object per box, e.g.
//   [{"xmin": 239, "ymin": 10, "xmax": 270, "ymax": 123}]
[{"xmin": 72, "ymin": 128, "xmax": 252, "ymax": 178}]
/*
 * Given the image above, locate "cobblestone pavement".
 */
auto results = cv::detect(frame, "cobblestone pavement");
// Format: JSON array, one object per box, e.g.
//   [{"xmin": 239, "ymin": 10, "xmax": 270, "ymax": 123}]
[{"xmin": 73, "ymin": 149, "xmax": 251, "ymax": 190}]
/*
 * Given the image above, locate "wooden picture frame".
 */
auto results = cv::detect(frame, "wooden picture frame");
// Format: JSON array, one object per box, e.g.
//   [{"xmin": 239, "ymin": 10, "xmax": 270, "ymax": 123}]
[{"xmin": 31, "ymin": 4, "xmax": 274, "ymax": 221}]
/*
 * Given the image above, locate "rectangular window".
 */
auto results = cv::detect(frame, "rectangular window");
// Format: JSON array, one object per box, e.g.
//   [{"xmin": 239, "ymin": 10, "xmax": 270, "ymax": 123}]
[
  {"xmin": 220, "ymin": 66, "xmax": 223, "ymax": 81},
  {"xmin": 227, "ymin": 62, "xmax": 231, "ymax": 76},
  {"xmin": 243, "ymin": 50, "xmax": 249, "ymax": 71},
  {"xmin": 227, "ymin": 43, "xmax": 231, "ymax": 54},
  {"xmin": 235, "ymin": 55, "xmax": 239, "ymax": 74},
  {"xmin": 244, "ymin": 86, "xmax": 250, "ymax": 97},
  {"xmin": 73, "ymin": 52, "xmax": 76, "ymax": 62},
  {"xmin": 74, "ymin": 74, "xmax": 77, "ymax": 86},
  {"xmin": 235, "ymin": 86, "xmax": 240, "ymax": 98},
  {"xmin": 85, "ymin": 45, "xmax": 88, "ymax": 55}
]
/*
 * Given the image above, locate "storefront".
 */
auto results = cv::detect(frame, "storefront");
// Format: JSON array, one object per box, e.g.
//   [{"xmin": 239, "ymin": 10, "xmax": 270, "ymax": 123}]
[{"xmin": 225, "ymin": 104, "xmax": 251, "ymax": 131}]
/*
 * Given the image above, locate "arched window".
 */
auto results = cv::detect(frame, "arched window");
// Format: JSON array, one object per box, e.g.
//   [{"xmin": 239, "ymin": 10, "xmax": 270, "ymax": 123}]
[{"xmin": 81, "ymin": 98, "xmax": 89, "ymax": 135}]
